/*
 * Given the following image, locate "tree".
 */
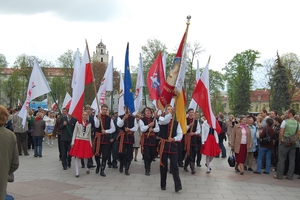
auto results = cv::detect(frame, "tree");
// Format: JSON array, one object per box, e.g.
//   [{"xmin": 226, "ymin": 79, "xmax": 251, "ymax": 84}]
[
  {"xmin": 185, "ymin": 41, "xmax": 205, "ymax": 102},
  {"xmin": 2, "ymin": 73, "xmax": 22, "ymax": 107},
  {"xmin": 0, "ymin": 53, "xmax": 8, "ymax": 68},
  {"xmin": 208, "ymin": 69, "xmax": 225, "ymax": 114},
  {"xmin": 223, "ymin": 49, "xmax": 261, "ymax": 115},
  {"xmin": 280, "ymin": 52, "xmax": 300, "ymax": 102},
  {"xmin": 49, "ymin": 76, "xmax": 70, "ymax": 108},
  {"xmin": 269, "ymin": 53, "xmax": 290, "ymax": 114}
]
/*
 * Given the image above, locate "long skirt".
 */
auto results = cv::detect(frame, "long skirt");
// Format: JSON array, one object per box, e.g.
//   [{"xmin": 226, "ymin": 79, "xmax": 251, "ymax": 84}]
[{"xmin": 235, "ymin": 144, "xmax": 247, "ymax": 164}]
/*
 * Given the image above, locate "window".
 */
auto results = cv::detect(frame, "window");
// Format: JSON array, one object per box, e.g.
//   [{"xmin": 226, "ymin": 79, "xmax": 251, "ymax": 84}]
[
  {"xmin": 101, "ymin": 57, "xmax": 103, "ymax": 62},
  {"xmin": 101, "ymin": 49, "xmax": 103, "ymax": 54}
]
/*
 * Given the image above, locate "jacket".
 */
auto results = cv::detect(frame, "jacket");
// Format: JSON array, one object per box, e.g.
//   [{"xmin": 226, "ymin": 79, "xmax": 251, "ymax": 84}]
[{"xmin": 231, "ymin": 124, "xmax": 252, "ymax": 154}]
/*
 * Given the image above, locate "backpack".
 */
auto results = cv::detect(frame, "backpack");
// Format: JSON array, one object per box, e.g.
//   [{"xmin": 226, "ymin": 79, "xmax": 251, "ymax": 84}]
[{"xmin": 5, "ymin": 119, "xmax": 13, "ymax": 131}]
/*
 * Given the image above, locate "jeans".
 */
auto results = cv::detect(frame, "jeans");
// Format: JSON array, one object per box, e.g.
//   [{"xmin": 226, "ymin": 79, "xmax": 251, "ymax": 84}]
[
  {"xmin": 256, "ymin": 146, "xmax": 272, "ymax": 173},
  {"xmin": 32, "ymin": 136, "xmax": 43, "ymax": 156},
  {"xmin": 219, "ymin": 139, "xmax": 226, "ymax": 157}
]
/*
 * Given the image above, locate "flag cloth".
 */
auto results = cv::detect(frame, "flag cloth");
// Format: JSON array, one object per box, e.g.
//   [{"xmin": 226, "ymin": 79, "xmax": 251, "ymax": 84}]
[
  {"xmin": 69, "ymin": 47, "xmax": 93, "ymax": 123},
  {"xmin": 91, "ymin": 56, "xmax": 114, "ymax": 115},
  {"xmin": 18, "ymin": 58, "xmax": 51, "ymax": 126},
  {"xmin": 147, "ymin": 52, "xmax": 165, "ymax": 102},
  {"xmin": 188, "ymin": 59, "xmax": 201, "ymax": 110},
  {"xmin": 175, "ymin": 44, "xmax": 187, "ymax": 134},
  {"xmin": 72, "ymin": 49, "xmax": 81, "ymax": 89},
  {"xmin": 51, "ymin": 100, "xmax": 58, "ymax": 110},
  {"xmin": 133, "ymin": 53, "xmax": 144, "ymax": 114},
  {"xmin": 162, "ymin": 51, "xmax": 167, "ymax": 79},
  {"xmin": 192, "ymin": 56, "xmax": 222, "ymax": 133},
  {"xmin": 123, "ymin": 43, "xmax": 135, "ymax": 113},
  {"xmin": 157, "ymin": 30, "xmax": 188, "ymax": 110},
  {"xmin": 17, "ymin": 99, "xmax": 21, "ymax": 106},
  {"xmin": 42, "ymin": 98, "xmax": 48, "ymax": 103},
  {"xmin": 118, "ymin": 70, "xmax": 125, "ymax": 116},
  {"xmin": 62, "ymin": 92, "xmax": 72, "ymax": 109}
]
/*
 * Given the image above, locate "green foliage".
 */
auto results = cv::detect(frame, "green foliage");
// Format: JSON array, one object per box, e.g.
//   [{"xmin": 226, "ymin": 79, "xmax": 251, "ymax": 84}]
[
  {"xmin": 0, "ymin": 53, "xmax": 8, "ymax": 68},
  {"xmin": 2, "ymin": 73, "xmax": 22, "ymax": 107},
  {"xmin": 49, "ymin": 76, "xmax": 70, "ymax": 108},
  {"xmin": 223, "ymin": 49, "xmax": 261, "ymax": 115},
  {"xmin": 269, "ymin": 53, "xmax": 290, "ymax": 114}
]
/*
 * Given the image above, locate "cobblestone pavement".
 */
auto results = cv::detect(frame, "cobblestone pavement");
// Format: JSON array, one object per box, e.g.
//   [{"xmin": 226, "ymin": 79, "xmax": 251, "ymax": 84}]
[{"xmin": 7, "ymin": 140, "xmax": 300, "ymax": 200}]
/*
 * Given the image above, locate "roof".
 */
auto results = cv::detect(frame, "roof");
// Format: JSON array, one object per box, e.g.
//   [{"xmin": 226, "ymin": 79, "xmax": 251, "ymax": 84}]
[{"xmin": 250, "ymin": 89, "xmax": 270, "ymax": 102}]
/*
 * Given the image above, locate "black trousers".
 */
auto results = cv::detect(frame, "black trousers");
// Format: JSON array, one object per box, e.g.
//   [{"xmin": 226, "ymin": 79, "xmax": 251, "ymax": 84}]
[
  {"xmin": 177, "ymin": 141, "xmax": 183, "ymax": 166},
  {"xmin": 196, "ymin": 142, "xmax": 202, "ymax": 166},
  {"xmin": 57, "ymin": 134, "xmax": 62, "ymax": 160},
  {"xmin": 27, "ymin": 132, "xmax": 34, "ymax": 149},
  {"xmin": 184, "ymin": 146, "xmax": 197, "ymax": 166},
  {"xmin": 60, "ymin": 140, "xmax": 71, "ymax": 167},
  {"xmin": 143, "ymin": 145, "xmax": 156, "ymax": 162},
  {"xmin": 119, "ymin": 143, "xmax": 133, "ymax": 164},
  {"xmin": 95, "ymin": 144, "xmax": 110, "ymax": 165},
  {"xmin": 160, "ymin": 152, "xmax": 182, "ymax": 189}
]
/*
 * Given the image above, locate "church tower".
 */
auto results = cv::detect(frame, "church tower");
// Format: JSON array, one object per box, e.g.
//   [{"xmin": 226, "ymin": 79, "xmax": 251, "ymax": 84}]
[{"xmin": 93, "ymin": 39, "xmax": 109, "ymax": 64}]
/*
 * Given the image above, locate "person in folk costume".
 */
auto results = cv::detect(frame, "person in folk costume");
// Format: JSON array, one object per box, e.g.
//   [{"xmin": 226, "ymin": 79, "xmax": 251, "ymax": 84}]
[
  {"xmin": 201, "ymin": 116, "xmax": 221, "ymax": 173},
  {"xmin": 116, "ymin": 106, "xmax": 138, "ymax": 175},
  {"xmin": 93, "ymin": 104, "xmax": 116, "ymax": 177},
  {"xmin": 183, "ymin": 108, "xmax": 200, "ymax": 174},
  {"xmin": 158, "ymin": 104, "xmax": 183, "ymax": 192},
  {"xmin": 69, "ymin": 111, "xmax": 93, "ymax": 177},
  {"xmin": 139, "ymin": 107, "xmax": 160, "ymax": 176}
]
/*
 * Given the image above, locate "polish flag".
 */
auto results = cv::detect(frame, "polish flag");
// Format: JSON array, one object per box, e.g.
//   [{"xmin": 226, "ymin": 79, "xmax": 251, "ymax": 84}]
[
  {"xmin": 118, "ymin": 70, "xmax": 125, "ymax": 116},
  {"xmin": 51, "ymin": 100, "xmax": 58, "ymax": 110},
  {"xmin": 192, "ymin": 56, "xmax": 222, "ymax": 134},
  {"xmin": 62, "ymin": 92, "xmax": 72, "ymax": 109},
  {"xmin": 188, "ymin": 60, "xmax": 201, "ymax": 110},
  {"xmin": 69, "ymin": 47, "xmax": 93, "ymax": 123}
]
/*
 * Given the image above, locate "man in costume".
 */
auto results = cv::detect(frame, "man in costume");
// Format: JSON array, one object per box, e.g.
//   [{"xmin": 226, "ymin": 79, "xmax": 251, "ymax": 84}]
[
  {"xmin": 139, "ymin": 107, "xmax": 160, "ymax": 176},
  {"xmin": 93, "ymin": 104, "xmax": 116, "ymax": 177},
  {"xmin": 184, "ymin": 108, "xmax": 200, "ymax": 174},
  {"xmin": 116, "ymin": 106, "xmax": 138, "ymax": 175},
  {"xmin": 158, "ymin": 105, "xmax": 182, "ymax": 192}
]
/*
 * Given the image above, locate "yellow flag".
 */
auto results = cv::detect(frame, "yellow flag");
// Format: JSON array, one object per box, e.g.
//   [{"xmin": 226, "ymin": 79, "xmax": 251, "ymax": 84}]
[{"xmin": 175, "ymin": 90, "xmax": 187, "ymax": 134}]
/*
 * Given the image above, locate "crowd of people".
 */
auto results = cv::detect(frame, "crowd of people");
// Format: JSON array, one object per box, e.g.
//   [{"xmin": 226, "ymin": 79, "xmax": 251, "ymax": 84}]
[{"xmin": 1, "ymin": 104, "xmax": 300, "ymax": 199}]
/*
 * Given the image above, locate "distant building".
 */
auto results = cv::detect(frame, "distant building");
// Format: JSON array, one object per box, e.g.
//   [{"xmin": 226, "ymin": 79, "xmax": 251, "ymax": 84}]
[{"xmin": 93, "ymin": 39, "xmax": 109, "ymax": 63}]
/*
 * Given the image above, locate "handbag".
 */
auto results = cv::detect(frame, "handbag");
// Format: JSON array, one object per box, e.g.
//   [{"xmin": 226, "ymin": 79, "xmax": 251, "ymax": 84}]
[
  {"xmin": 282, "ymin": 123, "xmax": 299, "ymax": 146},
  {"xmin": 260, "ymin": 127, "xmax": 271, "ymax": 145},
  {"xmin": 228, "ymin": 150, "xmax": 235, "ymax": 167}
]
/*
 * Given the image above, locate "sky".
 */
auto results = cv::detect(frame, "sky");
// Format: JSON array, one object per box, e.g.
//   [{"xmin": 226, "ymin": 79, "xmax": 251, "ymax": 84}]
[{"xmin": 1, "ymin": 0, "xmax": 300, "ymax": 83}]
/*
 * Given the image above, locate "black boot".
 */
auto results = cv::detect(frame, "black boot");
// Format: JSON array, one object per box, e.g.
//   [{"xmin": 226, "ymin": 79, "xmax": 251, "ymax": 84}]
[
  {"xmin": 95, "ymin": 157, "xmax": 100, "ymax": 174},
  {"xmin": 100, "ymin": 163, "xmax": 106, "ymax": 177},
  {"xmin": 125, "ymin": 162, "xmax": 130, "ymax": 175},
  {"xmin": 190, "ymin": 162, "xmax": 196, "ymax": 174},
  {"xmin": 184, "ymin": 161, "xmax": 189, "ymax": 172},
  {"xmin": 145, "ymin": 161, "xmax": 150, "ymax": 176},
  {"xmin": 119, "ymin": 160, "xmax": 123, "ymax": 173}
]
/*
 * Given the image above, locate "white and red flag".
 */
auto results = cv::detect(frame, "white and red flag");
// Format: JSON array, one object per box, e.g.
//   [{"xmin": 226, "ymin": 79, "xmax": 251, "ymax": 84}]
[
  {"xmin": 118, "ymin": 70, "xmax": 125, "ymax": 116},
  {"xmin": 18, "ymin": 58, "xmax": 51, "ymax": 126},
  {"xmin": 72, "ymin": 49, "xmax": 81, "ymax": 89},
  {"xmin": 69, "ymin": 47, "xmax": 93, "ymax": 123},
  {"xmin": 51, "ymin": 100, "xmax": 58, "ymax": 110},
  {"xmin": 192, "ymin": 56, "xmax": 222, "ymax": 133},
  {"xmin": 133, "ymin": 53, "xmax": 144, "ymax": 115},
  {"xmin": 17, "ymin": 99, "xmax": 22, "ymax": 106},
  {"xmin": 62, "ymin": 92, "xmax": 72, "ymax": 109},
  {"xmin": 91, "ymin": 56, "xmax": 114, "ymax": 115}
]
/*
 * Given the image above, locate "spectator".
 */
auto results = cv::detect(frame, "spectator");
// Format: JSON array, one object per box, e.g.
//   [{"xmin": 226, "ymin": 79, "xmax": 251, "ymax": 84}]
[
  {"xmin": 231, "ymin": 115, "xmax": 252, "ymax": 175},
  {"xmin": 274, "ymin": 109, "xmax": 299, "ymax": 180},
  {"xmin": 254, "ymin": 118, "xmax": 275, "ymax": 174},
  {"xmin": 245, "ymin": 116, "xmax": 257, "ymax": 171},
  {"xmin": 272, "ymin": 116, "xmax": 283, "ymax": 172},
  {"xmin": 0, "ymin": 105, "xmax": 19, "ymax": 200},
  {"xmin": 32, "ymin": 112, "xmax": 46, "ymax": 157},
  {"xmin": 226, "ymin": 115, "xmax": 235, "ymax": 146}
]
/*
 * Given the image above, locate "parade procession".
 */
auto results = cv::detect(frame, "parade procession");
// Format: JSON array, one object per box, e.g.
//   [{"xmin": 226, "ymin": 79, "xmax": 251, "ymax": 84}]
[{"xmin": 1, "ymin": 2, "xmax": 300, "ymax": 199}]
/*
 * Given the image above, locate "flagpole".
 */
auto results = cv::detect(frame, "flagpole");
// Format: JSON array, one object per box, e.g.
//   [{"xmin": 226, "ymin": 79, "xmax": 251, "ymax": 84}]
[
  {"xmin": 85, "ymin": 39, "xmax": 104, "ymax": 129},
  {"xmin": 49, "ymin": 91, "xmax": 72, "ymax": 137}
]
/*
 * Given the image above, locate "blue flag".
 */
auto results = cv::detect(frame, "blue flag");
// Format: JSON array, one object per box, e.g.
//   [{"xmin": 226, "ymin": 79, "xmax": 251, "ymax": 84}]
[{"xmin": 124, "ymin": 43, "xmax": 135, "ymax": 113}]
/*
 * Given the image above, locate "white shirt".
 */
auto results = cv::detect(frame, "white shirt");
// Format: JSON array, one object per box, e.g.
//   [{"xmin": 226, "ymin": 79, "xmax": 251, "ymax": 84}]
[
  {"xmin": 117, "ymin": 116, "xmax": 138, "ymax": 132},
  {"xmin": 94, "ymin": 116, "xmax": 116, "ymax": 134},
  {"xmin": 158, "ymin": 113, "xmax": 183, "ymax": 142},
  {"xmin": 139, "ymin": 117, "xmax": 160, "ymax": 133}
]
